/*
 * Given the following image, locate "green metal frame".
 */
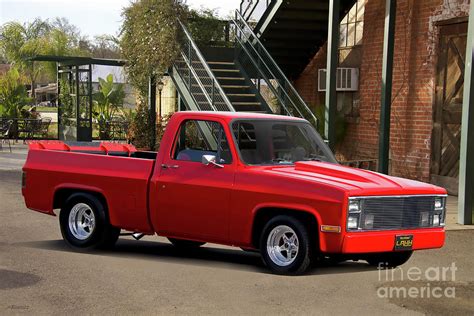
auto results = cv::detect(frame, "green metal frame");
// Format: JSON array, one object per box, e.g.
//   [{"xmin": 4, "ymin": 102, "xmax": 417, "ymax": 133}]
[
  {"xmin": 378, "ymin": 0, "xmax": 397, "ymax": 174},
  {"xmin": 458, "ymin": 4, "xmax": 474, "ymax": 225},
  {"xmin": 29, "ymin": 55, "xmax": 126, "ymax": 142},
  {"xmin": 325, "ymin": 0, "xmax": 340, "ymax": 150}
]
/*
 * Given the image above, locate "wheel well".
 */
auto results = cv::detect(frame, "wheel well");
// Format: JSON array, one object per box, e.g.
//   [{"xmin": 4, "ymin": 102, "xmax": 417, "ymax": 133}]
[
  {"xmin": 251, "ymin": 208, "xmax": 319, "ymax": 249},
  {"xmin": 53, "ymin": 188, "xmax": 108, "ymax": 211}
]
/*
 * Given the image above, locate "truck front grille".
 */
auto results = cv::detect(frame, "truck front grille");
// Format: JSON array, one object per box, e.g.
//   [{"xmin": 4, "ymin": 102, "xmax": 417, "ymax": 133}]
[{"xmin": 347, "ymin": 195, "xmax": 446, "ymax": 231}]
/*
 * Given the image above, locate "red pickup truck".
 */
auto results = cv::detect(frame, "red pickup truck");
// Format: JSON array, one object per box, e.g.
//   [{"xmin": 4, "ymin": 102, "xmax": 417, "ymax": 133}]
[{"xmin": 22, "ymin": 112, "xmax": 447, "ymax": 275}]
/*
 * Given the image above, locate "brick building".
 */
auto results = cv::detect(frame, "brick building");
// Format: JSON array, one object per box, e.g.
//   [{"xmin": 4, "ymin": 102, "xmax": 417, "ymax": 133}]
[{"xmin": 294, "ymin": 0, "xmax": 470, "ymax": 194}]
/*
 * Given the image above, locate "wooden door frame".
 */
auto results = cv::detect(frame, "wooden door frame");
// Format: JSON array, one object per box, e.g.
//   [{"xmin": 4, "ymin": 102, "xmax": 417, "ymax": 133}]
[{"xmin": 431, "ymin": 21, "xmax": 468, "ymax": 194}]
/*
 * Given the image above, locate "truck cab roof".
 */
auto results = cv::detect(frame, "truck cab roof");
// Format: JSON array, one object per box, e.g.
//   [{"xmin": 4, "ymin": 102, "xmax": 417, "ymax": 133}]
[{"xmin": 172, "ymin": 111, "xmax": 307, "ymax": 123}]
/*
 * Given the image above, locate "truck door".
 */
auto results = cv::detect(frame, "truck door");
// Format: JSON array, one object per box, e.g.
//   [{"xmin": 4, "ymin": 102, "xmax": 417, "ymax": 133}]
[{"xmin": 156, "ymin": 119, "xmax": 235, "ymax": 242}]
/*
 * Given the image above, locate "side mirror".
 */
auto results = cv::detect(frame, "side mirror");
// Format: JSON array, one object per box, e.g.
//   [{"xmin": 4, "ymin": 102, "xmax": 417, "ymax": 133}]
[{"xmin": 202, "ymin": 154, "xmax": 224, "ymax": 168}]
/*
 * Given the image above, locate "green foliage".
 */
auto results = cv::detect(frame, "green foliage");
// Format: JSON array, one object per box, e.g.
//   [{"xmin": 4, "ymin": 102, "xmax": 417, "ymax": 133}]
[
  {"xmin": 120, "ymin": 108, "xmax": 136, "ymax": 123},
  {"xmin": 91, "ymin": 35, "xmax": 120, "ymax": 59},
  {"xmin": 0, "ymin": 19, "xmax": 51, "ymax": 91},
  {"xmin": 120, "ymin": 0, "xmax": 186, "ymax": 97},
  {"xmin": 58, "ymin": 78, "xmax": 74, "ymax": 126},
  {"xmin": 128, "ymin": 99, "xmax": 152, "ymax": 149},
  {"xmin": 93, "ymin": 74, "xmax": 125, "ymax": 139},
  {"xmin": 0, "ymin": 18, "xmax": 91, "ymax": 92},
  {"xmin": 313, "ymin": 105, "xmax": 347, "ymax": 144},
  {"xmin": 0, "ymin": 68, "xmax": 32, "ymax": 118},
  {"xmin": 187, "ymin": 8, "xmax": 228, "ymax": 45}
]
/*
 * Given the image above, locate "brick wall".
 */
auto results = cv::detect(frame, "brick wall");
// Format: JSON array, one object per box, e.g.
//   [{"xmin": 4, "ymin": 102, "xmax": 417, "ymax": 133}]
[{"xmin": 294, "ymin": 0, "xmax": 469, "ymax": 182}]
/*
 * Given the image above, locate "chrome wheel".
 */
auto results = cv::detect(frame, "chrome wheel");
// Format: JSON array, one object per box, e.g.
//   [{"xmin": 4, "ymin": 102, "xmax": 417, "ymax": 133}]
[
  {"xmin": 266, "ymin": 225, "xmax": 299, "ymax": 266},
  {"xmin": 68, "ymin": 203, "xmax": 95, "ymax": 240}
]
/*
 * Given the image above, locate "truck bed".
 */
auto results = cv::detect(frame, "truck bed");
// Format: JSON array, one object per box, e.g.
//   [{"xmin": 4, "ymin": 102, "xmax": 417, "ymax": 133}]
[{"xmin": 22, "ymin": 141, "xmax": 157, "ymax": 233}]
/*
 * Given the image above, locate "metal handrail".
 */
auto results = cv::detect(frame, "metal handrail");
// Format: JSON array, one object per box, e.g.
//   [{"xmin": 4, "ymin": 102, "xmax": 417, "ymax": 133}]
[
  {"xmin": 234, "ymin": 10, "xmax": 318, "ymax": 126},
  {"xmin": 233, "ymin": 24, "xmax": 294, "ymax": 117},
  {"xmin": 178, "ymin": 51, "xmax": 218, "ymax": 111},
  {"xmin": 240, "ymin": 0, "xmax": 271, "ymax": 22},
  {"xmin": 177, "ymin": 21, "xmax": 235, "ymax": 112}
]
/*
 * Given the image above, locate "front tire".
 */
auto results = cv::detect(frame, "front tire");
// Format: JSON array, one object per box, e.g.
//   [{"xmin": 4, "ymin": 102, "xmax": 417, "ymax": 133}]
[
  {"xmin": 260, "ymin": 215, "xmax": 313, "ymax": 275},
  {"xmin": 366, "ymin": 251, "xmax": 413, "ymax": 268},
  {"xmin": 59, "ymin": 193, "xmax": 120, "ymax": 249}
]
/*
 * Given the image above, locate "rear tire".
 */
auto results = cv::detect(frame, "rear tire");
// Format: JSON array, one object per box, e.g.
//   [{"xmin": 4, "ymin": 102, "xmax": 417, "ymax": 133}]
[
  {"xmin": 168, "ymin": 238, "xmax": 205, "ymax": 249},
  {"xmin": 366, "ymin": 251, "xmax": 413, "ymax": 268},
  {"xmin": 260, "ymin": 215, "xmax": 313, "ymax": 275},
  {"xmin": 59, "ymin": 193, "xmax": 120, "ymax": 249}
]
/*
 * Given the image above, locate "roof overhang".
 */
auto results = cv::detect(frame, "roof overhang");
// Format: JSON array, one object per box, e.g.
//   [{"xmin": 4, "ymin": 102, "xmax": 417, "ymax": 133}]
[{"xmin": 28, "ymin": 55, "xmax": 126, "ymax": 67}]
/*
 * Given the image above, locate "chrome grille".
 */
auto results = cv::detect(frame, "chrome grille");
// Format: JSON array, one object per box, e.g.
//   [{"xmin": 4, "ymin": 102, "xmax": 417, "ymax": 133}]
[{"xmin": 347, "ymin": 196, "xmax": 446, "ymax": 231}]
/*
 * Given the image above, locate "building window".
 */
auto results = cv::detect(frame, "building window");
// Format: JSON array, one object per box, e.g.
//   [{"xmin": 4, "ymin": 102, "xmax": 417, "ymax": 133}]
[{"xmin": 339, "ymin": 0, "xmax": 365, "ymax": 48}]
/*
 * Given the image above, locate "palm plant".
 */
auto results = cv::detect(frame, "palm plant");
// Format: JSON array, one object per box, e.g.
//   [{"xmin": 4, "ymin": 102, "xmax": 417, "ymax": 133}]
[{"xmin": 93, "ymin": 74, "xmax": 125, "ymax": 139}]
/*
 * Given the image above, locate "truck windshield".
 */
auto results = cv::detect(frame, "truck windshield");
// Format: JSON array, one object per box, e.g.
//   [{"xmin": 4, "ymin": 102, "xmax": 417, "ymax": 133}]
[{"xmin": 232, "ymin": 120, "xmax": 337, "ymax": 165}]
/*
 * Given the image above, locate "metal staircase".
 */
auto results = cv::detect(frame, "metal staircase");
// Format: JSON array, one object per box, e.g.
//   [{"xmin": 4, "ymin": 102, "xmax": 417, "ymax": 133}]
[
  {"xmin": 240, "ymin": 0, "xmax": 356, "ymax": 78},
  {"xmin": 170, "ymin": 10, "xmax": 318, "ymax": 127}
]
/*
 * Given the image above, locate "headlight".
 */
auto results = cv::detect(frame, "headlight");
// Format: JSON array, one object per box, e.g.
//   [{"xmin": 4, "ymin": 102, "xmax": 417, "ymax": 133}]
[
  {"xmin": 347, "ymin": 214, "xmax": 359, "ymax": 229},
  {"xmin": 348, "ymin": 200, "xmax": 361, "ymax": 213},
  {"xmin": 433, "ymin": 197, "xmax": 446, "ymax": 226},
  {"xmin": 347, "ymin": 198, "xmax": 362, "ymax": 230},
  {"xmin": 434, "ymin": 197, "xmax": 444, "ymax": 210}
]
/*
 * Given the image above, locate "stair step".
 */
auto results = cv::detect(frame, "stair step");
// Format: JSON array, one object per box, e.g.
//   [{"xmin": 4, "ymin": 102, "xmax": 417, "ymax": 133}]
[
  {"xmin": 192, "ymin": 93, "xmax": 256, "ymax": 98},
  {"xmin": 232, "ymin": 102, "xmax": 261, "ymax": 106},
  {"xmin": 227, "ymin": 93, "xmax": 256, "ymax": 97},
  {"xmin": 212, "ymin": 69, "xmax": 240, "ymax": 73},
  {"xmin": 191, "ymin": 84, "xmax": 250, "ymax": 89},
  {"xmin": 207, "ymin": 61, "xmax": 235, "ymax": 65},
  {"xmin": 216, "ymin": 77, "xmax": 245, "ymax": 80},
  {"xmin": 222, "ymin": 85, "xmax": 250, "ymax": 89},
  {"xmin": 197, "ymin": 101, "xmax": 261, "ymax": 106}
]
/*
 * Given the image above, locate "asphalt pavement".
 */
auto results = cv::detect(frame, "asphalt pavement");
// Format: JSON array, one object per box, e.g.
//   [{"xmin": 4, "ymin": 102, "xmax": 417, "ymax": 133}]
[{"xmin": 0, "ymin": 148, "xmax": 473, "ymax": 315}]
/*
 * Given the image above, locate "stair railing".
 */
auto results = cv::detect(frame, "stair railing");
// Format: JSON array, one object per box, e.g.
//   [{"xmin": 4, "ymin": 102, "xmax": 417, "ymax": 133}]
[
  {"xmin": 233, "ymin": 10, "xmax": 318, "ymax": 127},
  {"xmin": 240, "ymin": 0, "xmax": 272, "ymax": 22},
  {"xmin": 175, "ymin": 20, "xmax": 235, "ymax": 112}
]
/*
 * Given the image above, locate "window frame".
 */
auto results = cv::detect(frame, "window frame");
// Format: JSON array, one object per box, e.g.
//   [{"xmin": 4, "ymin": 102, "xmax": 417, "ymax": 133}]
[
  {"xmin": 339, "ymin": 0, "xmax": 365, "ymax": 48},
  {"xmin": 170, "ymin": 118, "xmax": 234, "ymax": 165}
]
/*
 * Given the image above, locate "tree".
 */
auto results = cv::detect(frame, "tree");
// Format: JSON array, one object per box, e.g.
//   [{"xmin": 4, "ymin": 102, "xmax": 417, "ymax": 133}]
[
  {"xmin": 0, "ymin": 68, "xmax": 32, "ymax": 118},
  {"xmin": 120, "ymin": 0, "xmax": 187, "ymax": 97},
  {"xmin": 187, "ymin": 8, "xmax": 228, "ymax": 45},
  {"xmin": 91, "ymin": 35, "xmax": 121, "ymax": 59},
  {"xmin": 0, "ymin": 19, "xmax": 51, "ymax": 97},
  {"xmin": 0, "ymin": 18, "xmax": 91, "ymax": 98}
]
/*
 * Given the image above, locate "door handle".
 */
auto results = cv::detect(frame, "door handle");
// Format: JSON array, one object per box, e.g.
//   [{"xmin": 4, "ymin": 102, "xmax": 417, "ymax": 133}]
[{"xmin": 161, "ymin": 164, "xmax": 179, "ymax": 169}]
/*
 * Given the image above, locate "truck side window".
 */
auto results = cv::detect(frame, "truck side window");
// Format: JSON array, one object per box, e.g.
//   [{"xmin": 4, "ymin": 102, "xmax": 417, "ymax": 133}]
[{"xmin": 172, "ymin": 120, "xmax": 232, "ymax": 164}]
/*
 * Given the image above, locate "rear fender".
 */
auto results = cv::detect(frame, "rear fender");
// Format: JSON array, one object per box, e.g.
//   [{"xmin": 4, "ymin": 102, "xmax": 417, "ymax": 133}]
[{"xmin": 52, "ymin": 184, "xmax": 108, "ymax": 214}]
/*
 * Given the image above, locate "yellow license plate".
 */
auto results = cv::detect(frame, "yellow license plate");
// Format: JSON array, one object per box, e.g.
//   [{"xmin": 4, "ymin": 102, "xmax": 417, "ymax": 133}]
[{"xmin": 394, "ymin": 235, "xmax": 413, "ymax": 250}]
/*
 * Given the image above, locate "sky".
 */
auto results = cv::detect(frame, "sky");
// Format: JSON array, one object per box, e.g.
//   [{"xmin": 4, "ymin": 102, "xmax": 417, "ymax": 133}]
[{"xmin": 0, "ymin": 0, "xmax": 240, "ymax": 38}]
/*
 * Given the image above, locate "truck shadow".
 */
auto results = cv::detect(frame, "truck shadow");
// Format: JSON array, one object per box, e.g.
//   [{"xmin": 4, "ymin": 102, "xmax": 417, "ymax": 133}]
[{"xmin": 19, "ymin": 238, "xmax": 376, "ymax": 276}]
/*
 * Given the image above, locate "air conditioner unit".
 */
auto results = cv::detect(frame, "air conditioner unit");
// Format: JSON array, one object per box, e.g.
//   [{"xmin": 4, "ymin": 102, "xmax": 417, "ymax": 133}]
[{"xmin": 318, "ymin": 68, "xmax": 359, "ymax": 92}]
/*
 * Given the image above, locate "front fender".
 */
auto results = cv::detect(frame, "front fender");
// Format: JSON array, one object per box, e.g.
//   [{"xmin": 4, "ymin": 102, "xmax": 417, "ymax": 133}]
[{"xmin": 249, "ymin": 202, "xmax": 343, "ymax": 252}]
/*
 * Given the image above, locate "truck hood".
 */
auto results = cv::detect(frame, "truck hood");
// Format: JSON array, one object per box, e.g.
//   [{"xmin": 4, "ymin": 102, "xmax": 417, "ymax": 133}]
[{"xmin": 265, "ymin": 161, "xmax": 446, "ymax": 196}]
